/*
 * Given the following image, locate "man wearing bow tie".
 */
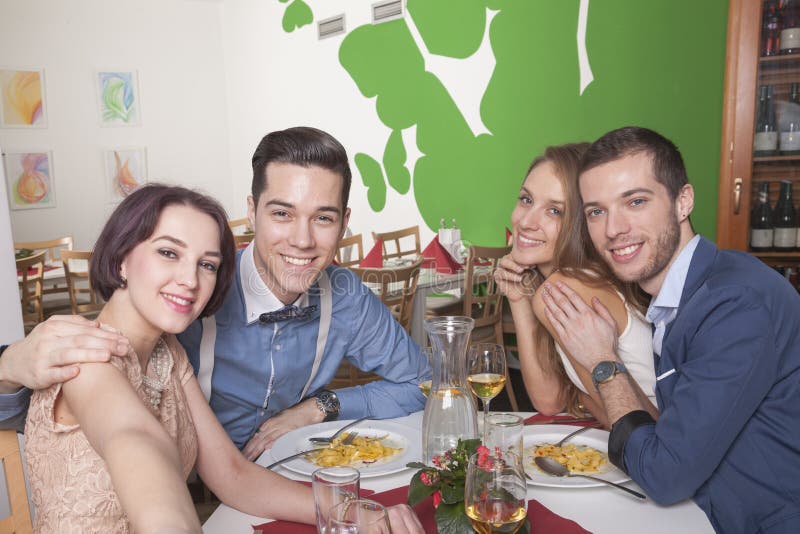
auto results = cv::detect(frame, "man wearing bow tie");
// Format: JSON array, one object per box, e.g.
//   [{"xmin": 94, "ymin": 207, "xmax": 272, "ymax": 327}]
[{"xmin": 0, "ymin": 127, "xmax": 429, "ymax": 461}]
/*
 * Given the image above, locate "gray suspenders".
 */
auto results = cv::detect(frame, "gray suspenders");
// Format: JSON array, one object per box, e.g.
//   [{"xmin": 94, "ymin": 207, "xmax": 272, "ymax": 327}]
[{"xmin": 197, "ymin": 269, "xmax": 333, "ymax": 403}]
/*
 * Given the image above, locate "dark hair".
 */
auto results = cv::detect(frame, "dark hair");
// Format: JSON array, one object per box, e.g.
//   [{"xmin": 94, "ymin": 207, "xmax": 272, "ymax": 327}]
[
  {"xmin": 580, "ymin": 126, "xmax": 689, "ymax": 199},
  {"xmin": 90, "ymin": 184, "xmax": 235, "ymax": 317},
  {"xmin": 251, "ymin": 126, "xmax": 352, "ymax": 210}
]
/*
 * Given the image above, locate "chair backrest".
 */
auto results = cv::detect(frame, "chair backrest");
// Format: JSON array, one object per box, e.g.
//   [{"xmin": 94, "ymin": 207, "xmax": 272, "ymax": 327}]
[
  {"xmin": 228, "ymin": 217, "xmax": 252, "ymax": 234},
  {"xmin": 234, "ymin": 233, "xmax": 255, "ymax": 248},
  {"xmin": 350, "ymin": 257, "xmax": 423, "ymax": 332},
  {"xmin": 463, "ymin": 245, "xmax": 511, "ymax": 342},
  {"xmin": 0, "ymin": 431, "xmax": 33, "ymax": 533},
  {"xmin": 16, "ymin": 250, "xmax": 47, "ymax": 326},
  {"xmin": 60, "ymin": 249, "xmax": 104, "ymax": 317},
  {"xmin": 335, "ymin": 234, "xmax": 364, "ymax": 268},
  {"xmin": 372, "ymin": 226, "xmax": 420, "ymax": 261},
  {"xmin": 14, "ymin": 236, "xmax": 73, "ymax": 263}
]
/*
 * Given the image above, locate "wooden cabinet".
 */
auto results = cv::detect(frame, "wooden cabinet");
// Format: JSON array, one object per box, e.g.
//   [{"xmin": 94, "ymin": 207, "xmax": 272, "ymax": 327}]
[{"xmin": 718, "ymin": 0, "xmax": 800, "ymax": 266}]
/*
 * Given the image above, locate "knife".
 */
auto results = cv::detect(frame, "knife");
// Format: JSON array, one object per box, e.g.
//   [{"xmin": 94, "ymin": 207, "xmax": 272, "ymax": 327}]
[{"xmin": 524, "ymin": 417, "xmax": 597, "ymax": 426}]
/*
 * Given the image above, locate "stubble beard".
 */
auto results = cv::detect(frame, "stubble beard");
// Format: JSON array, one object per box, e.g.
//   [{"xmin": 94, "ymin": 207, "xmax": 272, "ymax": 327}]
[{"xmin": 607, "ymin": 216, "xmax": 681, "ymax": 286}]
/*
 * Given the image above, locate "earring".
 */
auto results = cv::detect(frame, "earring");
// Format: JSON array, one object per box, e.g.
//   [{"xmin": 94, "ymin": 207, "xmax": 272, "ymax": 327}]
[{"xmin": 120, "ymin": 275, "xmax": 127, "ymax": 289}]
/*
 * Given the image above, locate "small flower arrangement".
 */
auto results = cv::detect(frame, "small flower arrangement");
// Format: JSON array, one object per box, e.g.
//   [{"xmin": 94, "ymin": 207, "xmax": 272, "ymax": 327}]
[{"xmin": 406, "ymin": 439, "xmax": 530, "ymax": 534}]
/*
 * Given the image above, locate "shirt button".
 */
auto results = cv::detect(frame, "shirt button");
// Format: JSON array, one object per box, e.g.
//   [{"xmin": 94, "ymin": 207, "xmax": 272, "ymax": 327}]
[{"xmin": 275, "ymin": 344, "xmax": 281, "ymax": 350}]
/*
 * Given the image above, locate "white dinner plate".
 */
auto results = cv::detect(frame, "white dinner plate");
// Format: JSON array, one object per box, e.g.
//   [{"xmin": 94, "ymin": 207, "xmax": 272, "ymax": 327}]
[
  {"xmin": 268, "ymin": 419, "xmax": 421, "ymax": 478},
  {"xmin": 523, "ymin": 424, "xmax": 630, "ymax": 488}
]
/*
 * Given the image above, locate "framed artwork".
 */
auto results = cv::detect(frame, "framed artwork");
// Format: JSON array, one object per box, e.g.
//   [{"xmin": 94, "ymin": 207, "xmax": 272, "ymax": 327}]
[
  {"xmin": 0, "ymin": 68, "xmax": 47, "ymax": 128},
  {"xmin": 104, "ymin": 147, "xmax": 147, "ymax": 202},
  {"xmin": 2, "ymin": 150, "xmax": 56, "ymax": 210},
  {"xmin": 97, "ymin": 71, "xmax": 140, "ymax": 126}
]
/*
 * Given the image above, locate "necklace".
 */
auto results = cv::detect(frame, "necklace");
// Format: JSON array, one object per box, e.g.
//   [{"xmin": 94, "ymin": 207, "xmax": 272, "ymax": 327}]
[{"xmin": 141, "ymin": 337, "xmax": 173, "ymax": 411}]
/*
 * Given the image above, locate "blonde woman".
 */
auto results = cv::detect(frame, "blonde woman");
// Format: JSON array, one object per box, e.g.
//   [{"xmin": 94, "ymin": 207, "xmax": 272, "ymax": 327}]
[{"xmin": 494, "ymin": 144, "xmax": 658, "ymax": 427}]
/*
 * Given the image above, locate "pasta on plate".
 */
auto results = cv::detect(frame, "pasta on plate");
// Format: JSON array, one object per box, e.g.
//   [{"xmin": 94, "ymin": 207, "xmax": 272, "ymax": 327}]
[
  {"xmin": 530, "ymin": 443, "xmax": 607, "ymax": 474},
  {"xmin": 310, "ymin": 433, "xmax": 402, "ymax": 467}
]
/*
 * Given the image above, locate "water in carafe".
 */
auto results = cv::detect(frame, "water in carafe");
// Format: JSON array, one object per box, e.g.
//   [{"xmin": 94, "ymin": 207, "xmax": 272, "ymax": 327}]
[{"xmin": 422, "ymin": 316, "xmax": 478, "ymax": 464}]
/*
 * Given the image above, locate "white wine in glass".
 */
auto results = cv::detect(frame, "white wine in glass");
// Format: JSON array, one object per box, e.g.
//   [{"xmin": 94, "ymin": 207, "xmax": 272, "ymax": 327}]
[
  {"xmin": 467, "ymin": 343, "xmax": 507, "ymax": 440},
  {"xmin": 464, "ymin": 451, "xmax": 527, "ymax": 534}
]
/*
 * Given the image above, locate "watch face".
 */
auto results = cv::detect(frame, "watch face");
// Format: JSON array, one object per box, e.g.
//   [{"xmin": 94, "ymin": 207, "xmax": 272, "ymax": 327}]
[{"xmin": 592, "ymin": 361, "xmax": 616, "ymax": 383}]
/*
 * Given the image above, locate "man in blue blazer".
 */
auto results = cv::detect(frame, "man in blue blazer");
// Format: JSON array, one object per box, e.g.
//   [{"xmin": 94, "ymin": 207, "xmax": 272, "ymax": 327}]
[{"xmin": 542, "ymin": 126, "xmax": 800, "ymax": 533}]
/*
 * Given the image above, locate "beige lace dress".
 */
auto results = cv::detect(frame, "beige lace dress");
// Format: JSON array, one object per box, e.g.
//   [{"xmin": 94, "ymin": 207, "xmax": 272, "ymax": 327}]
[{"xmin": 24, "ymin": 332, "xmax": 198, "ymax": 533}]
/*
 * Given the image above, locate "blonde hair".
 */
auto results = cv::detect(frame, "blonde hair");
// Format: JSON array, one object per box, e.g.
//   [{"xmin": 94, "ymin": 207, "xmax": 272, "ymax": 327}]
[{"xmin": 523, "ymin": 143, "xmax": 648, "ymax": 415}]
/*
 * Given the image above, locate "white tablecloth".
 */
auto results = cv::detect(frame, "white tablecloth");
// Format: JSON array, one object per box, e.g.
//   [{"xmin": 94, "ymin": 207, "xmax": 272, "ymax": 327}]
[{"xmin": 202, "ymin": 412, "xmax": 712, "ymax": 533}]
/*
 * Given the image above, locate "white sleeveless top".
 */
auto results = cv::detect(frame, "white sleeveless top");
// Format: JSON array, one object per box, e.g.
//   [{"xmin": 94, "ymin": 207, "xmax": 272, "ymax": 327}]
[{"xmin": 556, "ymin": 299, "xmax": 657, "ymax": 405}]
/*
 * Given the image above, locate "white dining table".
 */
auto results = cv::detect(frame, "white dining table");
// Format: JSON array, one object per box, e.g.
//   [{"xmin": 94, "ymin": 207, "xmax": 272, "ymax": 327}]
[{"xmin": 202, "ymin": 411, "xmax": 713, "ymax": 533}]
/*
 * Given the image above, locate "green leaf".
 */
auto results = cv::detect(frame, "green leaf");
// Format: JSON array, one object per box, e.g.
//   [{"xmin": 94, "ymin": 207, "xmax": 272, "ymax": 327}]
[
  {"xmin": 440, "ymin": 480, "xmax": 464, "ymax": 504},
  {"xmin": 406, "ymin": 461, "xmax": 427, "ymax": 469},
  {"xmin": 407, "ymin": 471, "xmax": 436, "ymax": 507},
  {"xmin": 435, "ymin": 502, "xmax": 473, "ymax": 534}
]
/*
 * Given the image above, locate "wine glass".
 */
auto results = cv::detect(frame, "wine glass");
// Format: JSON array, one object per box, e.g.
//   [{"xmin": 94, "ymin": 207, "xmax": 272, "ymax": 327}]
[
  {"xmin": 465, "ymin": 451, "xmax": 527, "ymax": 534},
  {"xmin": 467, "ymin": 343, "xmax": 507, "ymax": 440},
  {"xmin": 326, "ymin": 499, "xmax": 391, "ymax": 533}
]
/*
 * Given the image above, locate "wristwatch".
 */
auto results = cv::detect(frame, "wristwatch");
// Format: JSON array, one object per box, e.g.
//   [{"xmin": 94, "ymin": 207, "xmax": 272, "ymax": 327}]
[
  {"xmin": 591, "ymin": 361, "xmax": 628, "ymax": 389},
  {"xmin": 314, "ymin": 390, "xmax": 340, "ymax": 422}
]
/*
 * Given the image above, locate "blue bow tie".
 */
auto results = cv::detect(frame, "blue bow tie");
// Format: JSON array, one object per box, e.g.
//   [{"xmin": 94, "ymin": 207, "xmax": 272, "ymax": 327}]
[{"xmin": 259, "ymin": 305, "xmax": 318, "ymax": 324}]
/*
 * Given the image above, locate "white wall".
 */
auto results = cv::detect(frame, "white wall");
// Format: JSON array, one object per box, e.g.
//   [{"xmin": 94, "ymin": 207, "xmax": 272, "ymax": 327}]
[
  {"xmin": 220, "ymin": 0, "xmax": 436, "ymax": 248},
  {"xmin": 0, "ymin": 0, "xmax": 233, "ymax": 249}
]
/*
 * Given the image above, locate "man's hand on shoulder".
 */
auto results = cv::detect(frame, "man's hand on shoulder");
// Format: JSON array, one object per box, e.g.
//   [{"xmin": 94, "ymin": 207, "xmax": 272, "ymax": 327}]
[
  {"xmin": 0, "ymin": 315, "xmax": 130, "ymax": 393},
  {"xmin": 242, "ymin": 398, "xmax": 325, "ymax": 461}
]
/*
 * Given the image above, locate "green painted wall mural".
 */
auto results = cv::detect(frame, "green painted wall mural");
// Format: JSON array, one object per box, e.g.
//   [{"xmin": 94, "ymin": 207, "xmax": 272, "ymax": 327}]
[{"xmin": 278, "ymin": 0, "xmax": 729, "ymax": 245}]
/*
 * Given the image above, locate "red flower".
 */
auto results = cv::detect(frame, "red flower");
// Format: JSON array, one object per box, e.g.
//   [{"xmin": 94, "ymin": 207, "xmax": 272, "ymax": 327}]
[{"xmin": 432, "ymin": 490, "xmax": 442, "ymax": 508}]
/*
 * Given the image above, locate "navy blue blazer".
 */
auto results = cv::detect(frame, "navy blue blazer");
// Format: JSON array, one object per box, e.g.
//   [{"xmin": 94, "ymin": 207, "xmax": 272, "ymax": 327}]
[{"xmin": 623, "ymin": 236, "xmax": 800, "ymax": 533}]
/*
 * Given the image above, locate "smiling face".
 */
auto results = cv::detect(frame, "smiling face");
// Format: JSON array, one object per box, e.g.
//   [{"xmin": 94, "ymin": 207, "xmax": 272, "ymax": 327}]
[
  {"xmin": 119, "ymin": 204, "xmax": 222, "ymax": 338},
  {"xmin": 247, "ymin": 162, "xmax": 350, "ymax": 304},
  {"xmin": 510, "ymin": 161, "xmax": 565, "ymax": 276},
  {"xmin": 579, "ymin": 152, "xmax": 693, "ymax": 295}
]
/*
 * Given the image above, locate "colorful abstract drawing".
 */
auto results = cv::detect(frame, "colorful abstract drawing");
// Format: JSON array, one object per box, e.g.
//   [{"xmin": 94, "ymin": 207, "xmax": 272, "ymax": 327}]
[
  {"xmin": 97, "ymin": 71, "xmax": 140, "ymax": 126},
  {"xmin": 0, "ymin": 69, "xmax": 46, "ymax": 127},
  {"xmin": 104, "ymin": 148, "xmax": 147, "ymax": 202},
  {"xmin": 3, "ymin": 151, "xmax": 55, "ymax": 210}
]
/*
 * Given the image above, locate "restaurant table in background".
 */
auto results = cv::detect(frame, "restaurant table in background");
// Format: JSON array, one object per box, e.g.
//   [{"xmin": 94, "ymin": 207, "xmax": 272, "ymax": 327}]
[{"xmin": 202, "ymin": 412, "xmax": 713, "ymax": 534}]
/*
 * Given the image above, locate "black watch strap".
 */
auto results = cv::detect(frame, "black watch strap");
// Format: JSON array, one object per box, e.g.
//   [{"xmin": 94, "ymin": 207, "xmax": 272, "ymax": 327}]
[{"xmin": 608, "ymin": 410, "xmax": 656, "ymax": 472}]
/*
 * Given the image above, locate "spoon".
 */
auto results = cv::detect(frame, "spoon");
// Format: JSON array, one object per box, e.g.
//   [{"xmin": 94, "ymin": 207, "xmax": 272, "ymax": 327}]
[
  {"xmin": 555, "ymin": 424, "xmax": 597, "ymax": 447},
  {"xmin": 533, "ymin": 457, "xmax": 647, "ymax": 500}
]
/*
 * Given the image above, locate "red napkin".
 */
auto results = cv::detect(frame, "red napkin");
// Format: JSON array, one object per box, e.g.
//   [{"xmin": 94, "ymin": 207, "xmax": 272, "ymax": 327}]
[
  {"xmin": 252, "ymin": 486, "xmax": 590, "ymax": 533},
  {"xmin": 524, "ymin": 414, "xmax": 598, "ymax": 427},
  {"xmin": 506, "ymin": 227, "xmax": 513, "ymax": 245},
  {"xmin": 17, "ymin": 265, "xmax": 58, "ymax": 276},
  {"xmin": 359, "ymin": 238, "xmax": 384, "ymax": 268},
  {"xmin": 252, "ymin": 488, "xmax": 375, "ymax": 533},
  {"xmin": 421, "ymin": 236, "xmax": 462, "ymax": 274}
]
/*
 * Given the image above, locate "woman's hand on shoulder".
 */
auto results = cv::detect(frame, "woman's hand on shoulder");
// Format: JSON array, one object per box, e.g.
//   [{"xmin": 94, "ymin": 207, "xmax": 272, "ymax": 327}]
[{"xmin": 494, "ymin": 254, "xmax": 537, "ymax": 304}]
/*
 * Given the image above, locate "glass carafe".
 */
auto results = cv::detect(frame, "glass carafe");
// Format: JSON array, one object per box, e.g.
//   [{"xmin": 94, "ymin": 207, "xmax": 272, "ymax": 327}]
[{"xmin": 421, "ymin": 316, "xmax": 478, "ymax": 464}]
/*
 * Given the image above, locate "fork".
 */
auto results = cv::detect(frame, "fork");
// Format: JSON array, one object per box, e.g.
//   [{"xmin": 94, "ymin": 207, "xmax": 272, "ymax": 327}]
[
  {"xmin": 341, "ymin": 431, "xmax": 359, "ymax": 445},
  {"xmin": 265, "ymin": 431, "xmax": 362, "ymax": 470},
  {"xmin": 308, "ymin": 416, "xmax": 371, "ymax": 443}
]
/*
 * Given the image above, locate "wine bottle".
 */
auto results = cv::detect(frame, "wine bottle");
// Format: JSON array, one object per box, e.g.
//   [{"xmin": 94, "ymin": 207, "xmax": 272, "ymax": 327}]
[
  {"xmin": 773, "ymin": 180, "xmax": 797, "ymax": 250},
  {"xmin": 754, "ymin": 85, "xmax": 779, "ymax": 156},
  {"xmin": 763, "ymin": 0, "xmax": 783, "ymax": 56},
  {"xmin": 781, "ymin": 83, "xmax": 800, "ymax": 154},
  {"xmin": 782, "ymin": 0, "xmax": 800, "ymax": 54},
  {"xmin": 751, "ymin": 182, "xmax": 774, "ymax": 252}
]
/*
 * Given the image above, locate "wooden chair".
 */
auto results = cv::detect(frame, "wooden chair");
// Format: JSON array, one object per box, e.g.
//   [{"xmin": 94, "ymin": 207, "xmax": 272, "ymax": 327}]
[
  {"xmin": 372, "ymin": 225, "xmax": 420, "ymax": 262},
  {"xmin": 15, "ymin": 237, "xmax": 73, "ymax": 306},
  {"xmin": 335, "ymin": 234, "xmax": 364, "ymax": 268},
  {"xmin": 60, "ymin": 250, "xmax": 104, "ymax": 318},
  {"xmin": 327, "ymin": 258, "xmax": 423, "ymax": 389},
  {"xmin": 0, "ymin": 430, "xmax": 33, "ymax": 533},
  {"xmin": 463, "ymin": 245, "xmax": 519, "ymax": 411},
  {"xmin": 234, "ymin": 233, "xmax": 254, "ymax": 248},
  {"xmin": 16, "ymin": 250, "xmax": 47, "ymax": 330},
  {"xmin": 227, "ymin": 217, "xmax": 251, "ymax": 234}
]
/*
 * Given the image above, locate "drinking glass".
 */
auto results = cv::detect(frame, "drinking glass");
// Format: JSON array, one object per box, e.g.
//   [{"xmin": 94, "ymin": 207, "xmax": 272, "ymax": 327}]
[
  {"xmin": 417, "ymin": 346, "xmax": 435, "ymax": 398},
  {"xmin": 467, "ymin": 343, "xmax": 507, "ymax": 440},
  {"xmin": 326, "ymin": 499, "xmax": 390, "ymax": 534},
  {"xmin": 464, "ymin": 451, "xmax": 527, "ymax": 534},
  {"xmin": 484, "ymin": 413, "xmax": 524, "ymax": 469},
  {"xmin": 312, "ymin": 466, "xmax": 360, "ymax": 533}
]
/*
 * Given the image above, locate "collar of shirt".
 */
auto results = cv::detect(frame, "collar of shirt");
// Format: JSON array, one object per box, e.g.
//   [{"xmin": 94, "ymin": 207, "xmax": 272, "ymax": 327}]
[
  {"xmin": 239, "ymin": 242, "xmax": 310, "ymax": 325},
  {"xmin": 645, "ymin": 234, "xmax": 701, "ymax": 328}
]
